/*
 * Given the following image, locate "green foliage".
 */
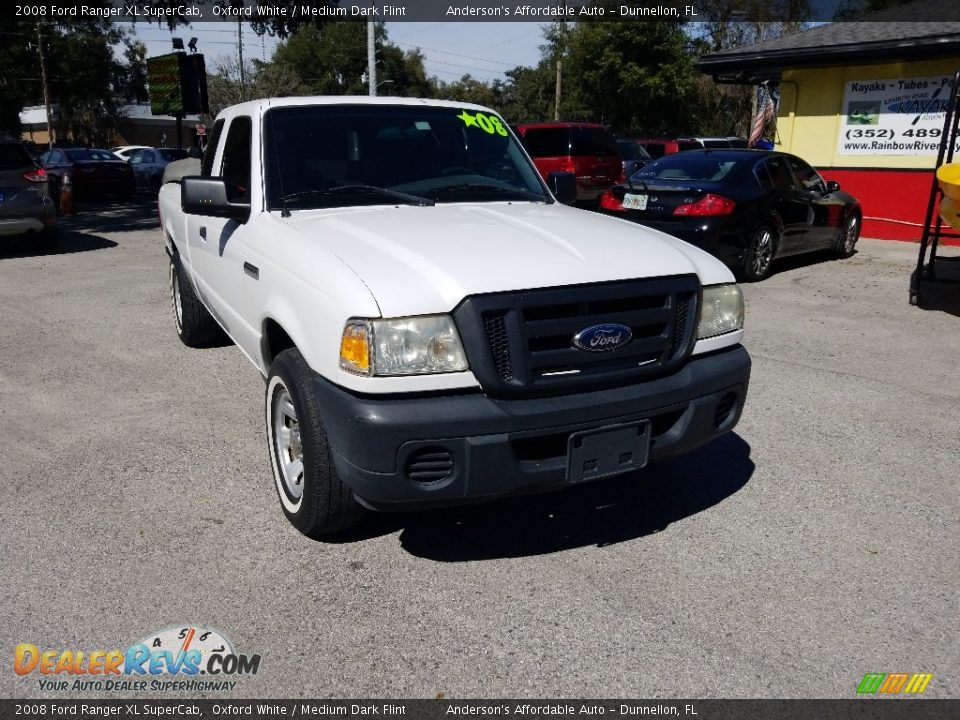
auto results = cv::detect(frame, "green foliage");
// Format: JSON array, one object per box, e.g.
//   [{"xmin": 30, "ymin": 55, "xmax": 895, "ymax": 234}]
[
  {"xmin": 272, "ymin": 22, "xmax": 370, "ymax": 95},
  {"xmin": 0, "ymin": 22, "xmax": 36, "ymax": 137},
  {"xmin": 833, "ymin": 0, "xmax": 914, "ymax": 19},
  {"xmin": 560, "ymin": 17, "xmax": 700, "ymax": 134},
  {"xmin": 0, "ymin": 20, "xmax": 149, "ymax": 144},
  {"xmin": 499, "ymin": 65, "xmax": 555, "ymax": 123}
]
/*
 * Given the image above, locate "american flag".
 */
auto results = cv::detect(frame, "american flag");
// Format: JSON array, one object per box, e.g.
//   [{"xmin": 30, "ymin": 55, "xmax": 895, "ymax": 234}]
[{"xmin": 749, "ymin": 84, "xmax": 779, "ymax": 147}]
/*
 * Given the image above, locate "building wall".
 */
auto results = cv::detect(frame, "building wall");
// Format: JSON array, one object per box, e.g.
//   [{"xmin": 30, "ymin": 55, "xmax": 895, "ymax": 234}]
[{"xmin": 775, "ymin": 59, "xmax": 960, "ymax": 241}]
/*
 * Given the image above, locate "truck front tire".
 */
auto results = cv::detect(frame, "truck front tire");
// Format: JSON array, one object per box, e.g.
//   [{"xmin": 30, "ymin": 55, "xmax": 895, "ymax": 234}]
[
  {"xmin": 169, "ymin": 252, "xmax": 224, "ymax": 347},
  {"xmin": 266, "ymin": 348, "xmax": 364, "ymax": 537}
]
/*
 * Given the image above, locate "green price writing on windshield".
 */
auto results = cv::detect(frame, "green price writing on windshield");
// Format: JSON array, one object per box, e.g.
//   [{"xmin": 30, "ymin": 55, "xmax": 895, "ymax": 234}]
[{"xmin": 457, "ymin": 111, "xmax": 509, "ymax": 137}]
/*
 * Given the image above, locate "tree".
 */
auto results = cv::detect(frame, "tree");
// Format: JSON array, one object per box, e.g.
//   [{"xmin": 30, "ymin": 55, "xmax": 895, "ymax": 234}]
[
  {"xmin": 560, "ymin": 17, "xmax": 700, "ymax": 134},
  {"xmin": 0, "ymin": 22, "xmax": 37, "ymax": 137},
  {"xmin": 271, "ymin": 22, "xmax": 370, "ymax": 95},
  {"xmin": 499, "ymin": 64, "xmax": 555, "ymax": 123}
]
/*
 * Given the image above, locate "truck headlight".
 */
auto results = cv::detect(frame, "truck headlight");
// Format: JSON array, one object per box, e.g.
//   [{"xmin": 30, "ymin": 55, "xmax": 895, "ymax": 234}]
[
  {"xmin": 697, "ymin": 284, "xmax": 744, "ymax": 339},
  {"xmin": 340, "ymin": 315, "xmax": 469, "ymax": 376}
]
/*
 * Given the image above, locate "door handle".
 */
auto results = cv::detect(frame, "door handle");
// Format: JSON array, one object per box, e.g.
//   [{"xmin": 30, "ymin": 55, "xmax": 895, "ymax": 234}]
[
  {"xmin": 199, "ymin": 226, "xmax": 207, "ymax": 240},
  {"xmin": 243, "ymin": 262, "xmax": 259, "ymax": 280}
]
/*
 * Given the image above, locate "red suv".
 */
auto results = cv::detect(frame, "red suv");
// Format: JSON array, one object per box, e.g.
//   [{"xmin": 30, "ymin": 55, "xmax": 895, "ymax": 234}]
[{"xmin": 515, "ymin": 123, "xmax": 621, "ymax": 203}]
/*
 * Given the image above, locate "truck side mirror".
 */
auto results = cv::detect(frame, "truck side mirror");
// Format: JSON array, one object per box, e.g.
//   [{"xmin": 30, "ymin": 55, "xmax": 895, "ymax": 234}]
[
  {"xmin": 826, "ymin": 180, "xmax": 841, "ymax": 193},
  {"xmin": 182, "ymin": 176, "xmax": 250, "ymax": 223},
  {"xmin": 547, "ymin": 171, "xmax": 578, "ymax": 205}
]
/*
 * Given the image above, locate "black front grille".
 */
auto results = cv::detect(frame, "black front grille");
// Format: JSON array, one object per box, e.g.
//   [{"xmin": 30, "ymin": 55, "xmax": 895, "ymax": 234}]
[
  {"xmin": 483, "ymin": 312, "xmax": 513, "ymax": 380},
  {"xmin": 453, "ymin": 276, "xmax": 700, "ymax": 397}
]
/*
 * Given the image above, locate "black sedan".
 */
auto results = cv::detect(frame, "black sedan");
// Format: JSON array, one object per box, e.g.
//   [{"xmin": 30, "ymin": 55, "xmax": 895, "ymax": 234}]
[
  {"xmin": 599, "ymin": 149, "xmax": 862, "ymax": 281},
  {"xmin": 37, "ymin": 147, "xmax": 134, "ymax": 202}
]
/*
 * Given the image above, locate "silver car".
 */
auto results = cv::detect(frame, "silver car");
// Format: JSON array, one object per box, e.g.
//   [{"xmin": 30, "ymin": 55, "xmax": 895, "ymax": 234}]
[
  {"xmin": 130, "ymin": 147, "xmax": 188, "ymax": 194},
  {"xmin": 0, "ymin": 140, "xmax": 57, "ymax": 250}
]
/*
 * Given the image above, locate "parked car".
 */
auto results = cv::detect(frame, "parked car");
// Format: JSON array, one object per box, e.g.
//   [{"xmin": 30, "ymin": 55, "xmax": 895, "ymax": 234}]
[
  {"xmin": 515, "ymin": 122, "xmax": 622, "ymax": 203},
  {"xmin": 616, "ymin": 139, "xmax": 653, "ymax": 179},
  {"xmin": 37, "ymin": 147, "xmax": 134, "ymax": 201},
  {"xmin": 635, "ymin": 138, "xmax": 705, "ymax": 158},
  {"xmin": 599, "ymin": 149, "xmax": 861, "ymax": 281},
  {"xmin": 0, "ymin": 139, "xmax": 57, "ymax": 250},
  {"xmin": 684, "ymin": 137, "xmax": 750, "ymax": 149},
  {"xmin": 129, "ymin": 147, "xmax": 189, "ymax": 194},
  {"xmin": 110, "ymin": 145, "xmax": 152, "ymax": 161}
]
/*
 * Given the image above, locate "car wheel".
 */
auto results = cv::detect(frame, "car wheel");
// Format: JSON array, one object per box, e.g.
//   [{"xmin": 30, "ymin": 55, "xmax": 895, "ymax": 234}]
[
  {"xmin": 742, "ymin": 225, "xmax": 776, "ymax": 282},
  {"xmin": 835, "ymin": 211, "xmax": 860, "ymax": 258},
  {"xmin": 169, "ymin": 251, "xmax": 224, "ymax": 347},
  {"xmin": 266, "ymin": 348, "xmax": 364, "ymax": 537}
]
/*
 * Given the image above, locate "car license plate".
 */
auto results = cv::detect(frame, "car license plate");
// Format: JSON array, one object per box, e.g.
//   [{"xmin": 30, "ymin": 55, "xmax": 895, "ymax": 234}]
[
  {"xmin": 622, "ymin": 193, "xmax": 647, "ymax": 210},
  {"xmin": 566, "ymin": 421, "xmax": 651, "ymax": 483}
]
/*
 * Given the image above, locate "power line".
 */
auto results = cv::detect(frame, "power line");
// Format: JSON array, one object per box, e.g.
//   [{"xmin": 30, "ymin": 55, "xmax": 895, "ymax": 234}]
[{"xmin": 392, "ymin": 40, "xmax": 520, "ymax": 68}]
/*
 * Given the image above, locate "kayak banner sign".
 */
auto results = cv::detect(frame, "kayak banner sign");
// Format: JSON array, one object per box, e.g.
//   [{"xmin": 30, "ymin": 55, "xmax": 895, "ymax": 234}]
[{"xmin": 837, "ymin": 75, "xmax": 954, "ymax": 156}]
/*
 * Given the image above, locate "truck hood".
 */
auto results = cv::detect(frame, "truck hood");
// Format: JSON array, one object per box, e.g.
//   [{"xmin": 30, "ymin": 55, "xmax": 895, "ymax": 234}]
[{"xmin": 277, "ymin": 202, "xmax": 734, "ymax": 317}]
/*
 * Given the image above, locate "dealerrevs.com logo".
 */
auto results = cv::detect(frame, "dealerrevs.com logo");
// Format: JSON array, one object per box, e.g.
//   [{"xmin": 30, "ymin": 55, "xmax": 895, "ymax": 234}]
[{"xmin": 14, "ymin": 626, "xmax": 260, "ymax": 692}]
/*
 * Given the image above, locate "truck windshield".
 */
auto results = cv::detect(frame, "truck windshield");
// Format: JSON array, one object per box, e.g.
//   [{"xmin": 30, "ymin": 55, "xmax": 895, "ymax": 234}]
[{"xmin": 263, "ymin": 104, "xmax": 549, "ymax": 211}]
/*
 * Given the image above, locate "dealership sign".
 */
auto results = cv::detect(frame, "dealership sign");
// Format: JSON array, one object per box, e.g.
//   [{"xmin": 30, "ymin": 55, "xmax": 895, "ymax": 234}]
[{"xmin": 837, "ymin": 75, "xmax": 956, "ymax": 156}]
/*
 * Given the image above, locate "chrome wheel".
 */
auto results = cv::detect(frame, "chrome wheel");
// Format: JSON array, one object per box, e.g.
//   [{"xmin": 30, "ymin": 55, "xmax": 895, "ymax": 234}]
[
  {"xmin": 272, "ymin": 387, "xmax": 304, "ymax": 502},
  {"xmin": 170, "ymin": 260, "xmax": 183, "ymax": 332},
  {"xmin": 841, "ymin": 214, "xmax": 859, "ymax": 255},
  {"xmin": 751, "ymin": 228, "xmax": 774, "ymax": 277}
]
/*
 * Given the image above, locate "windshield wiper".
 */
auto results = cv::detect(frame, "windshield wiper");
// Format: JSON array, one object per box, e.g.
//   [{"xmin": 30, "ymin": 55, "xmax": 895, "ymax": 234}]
[
  {"xmin": 429, "ymin": 183, "xmax": 546, "ymax": 203},
  {"xmin": 279, "ymin": 184, "xmax": 434, "ymax": 215}
]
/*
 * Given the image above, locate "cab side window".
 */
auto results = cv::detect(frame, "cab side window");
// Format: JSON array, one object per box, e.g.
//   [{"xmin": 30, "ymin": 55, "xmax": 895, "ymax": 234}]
[
  {"xmin": 220, "ymin": 117, "xmax": 252, "ymax": 202},
  {"xmin": 201, "ymin": 119, "xmax": 225, "ymax": 178}
]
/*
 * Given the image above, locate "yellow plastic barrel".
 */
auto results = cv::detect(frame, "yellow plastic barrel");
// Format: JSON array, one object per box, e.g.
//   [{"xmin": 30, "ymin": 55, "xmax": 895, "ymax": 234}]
[
  {"xmin": 938, "ymin": 197, "xmax": 960, "ymax": 230},
  {"xmin": 936, "ymin": 163, "xmax": 960, "ymax": 201}
]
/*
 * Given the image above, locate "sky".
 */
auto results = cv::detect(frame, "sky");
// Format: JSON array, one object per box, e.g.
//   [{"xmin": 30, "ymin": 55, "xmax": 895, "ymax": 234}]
[{"xmin": 130, "ymin": 21, "xmax": 550, "ymax": 85}]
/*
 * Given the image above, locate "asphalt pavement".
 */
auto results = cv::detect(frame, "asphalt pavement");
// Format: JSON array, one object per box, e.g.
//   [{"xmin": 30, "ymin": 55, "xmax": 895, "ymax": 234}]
[{"xmin": 0, "ymin": 200, "xmax": 957, "ymax": 699}]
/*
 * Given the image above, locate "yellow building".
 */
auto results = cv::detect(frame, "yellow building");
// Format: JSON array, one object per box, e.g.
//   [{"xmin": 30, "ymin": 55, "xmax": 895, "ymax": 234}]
[{"xmin": 699, "ymin": 2, "xmax": 960, "ymax": 240}]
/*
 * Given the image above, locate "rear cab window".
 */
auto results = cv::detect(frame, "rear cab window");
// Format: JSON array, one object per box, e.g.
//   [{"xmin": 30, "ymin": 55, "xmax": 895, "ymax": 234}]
[
  {"xmin": 571, "ymin": 127, "xmax": 618, "ymax": 156},
  {"xmin": 0, "ymin": 143, "xmax": 34, "ymax": 171},
  {"xmin": 521, "ymin": 127, "xmax": 570, "ymax": 157}
]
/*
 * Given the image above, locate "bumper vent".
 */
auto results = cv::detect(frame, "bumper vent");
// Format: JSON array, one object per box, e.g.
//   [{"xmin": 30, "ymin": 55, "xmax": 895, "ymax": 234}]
[
  {"xmin": 404, "ymin": 448, "xmax": 454, "ymax": 483},
  {"xmin": 714, "ymin": 392, "xmax": 738, "ymax": 428}
]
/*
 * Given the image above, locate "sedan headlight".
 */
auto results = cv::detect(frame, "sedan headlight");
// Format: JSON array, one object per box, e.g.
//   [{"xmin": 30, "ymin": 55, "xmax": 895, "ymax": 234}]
[
  {"xmin": 697, "ymin": 284, "xmax": 744, "ymax": 339},
  {"xmin": 340, "ymin": 314, "xmax": 469, "ymax": 376}
]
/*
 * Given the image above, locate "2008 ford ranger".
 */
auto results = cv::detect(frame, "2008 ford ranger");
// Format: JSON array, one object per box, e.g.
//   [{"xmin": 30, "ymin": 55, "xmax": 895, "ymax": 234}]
[{"xmin": 158, "ymin": 97, "xmax": 751, "ymax": 537}]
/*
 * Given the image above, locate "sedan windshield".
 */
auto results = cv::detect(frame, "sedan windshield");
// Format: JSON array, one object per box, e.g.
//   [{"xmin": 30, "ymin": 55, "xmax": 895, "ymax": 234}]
[{"xmin": 263, "ymin": 105, "xmax": 548, "ymax": 210}]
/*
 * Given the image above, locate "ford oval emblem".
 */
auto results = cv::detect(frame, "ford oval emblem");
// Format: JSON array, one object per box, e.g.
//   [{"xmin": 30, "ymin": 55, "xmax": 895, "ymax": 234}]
[{"xmin": 572, "ymin": 323, "xmax": 633, "ymax": 352}]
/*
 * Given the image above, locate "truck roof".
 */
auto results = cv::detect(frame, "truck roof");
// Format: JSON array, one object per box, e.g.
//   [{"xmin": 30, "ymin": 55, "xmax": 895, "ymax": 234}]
[{"xmin": 217, "ymin": 95, "xmax": 501, "ymax": 118}]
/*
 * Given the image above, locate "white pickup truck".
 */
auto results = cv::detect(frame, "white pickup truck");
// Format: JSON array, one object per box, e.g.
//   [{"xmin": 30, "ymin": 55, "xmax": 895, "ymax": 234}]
[{"xmin": 158, "ymin": 97, "xmax": 751, "ymax": 537}]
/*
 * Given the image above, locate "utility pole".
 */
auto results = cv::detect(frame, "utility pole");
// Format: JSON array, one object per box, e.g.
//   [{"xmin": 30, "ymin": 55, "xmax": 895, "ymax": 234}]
[
  {"xmin": 237, "ymin": 19, "xmax": 245, "ymax": 102},
  {"xmin": 367, "ymin": 12, "xmax": 376, "ymax": 97},
  {"xmin": 554, "ymin": 55, "xmax": 562, "ymax": 122},
  {"xmin": 554, "ymin": 10, "xmax": 565, "ymax": 122},
  {"xmin": 36, "ymin": 22, "xmax": 55, "ymax": 148}
]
